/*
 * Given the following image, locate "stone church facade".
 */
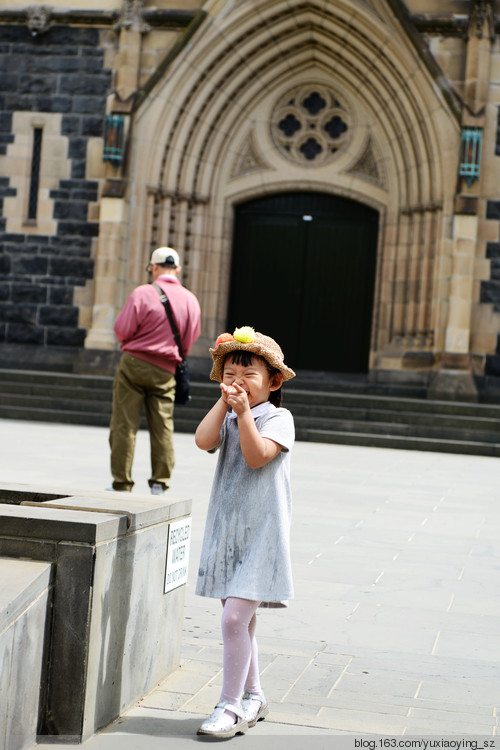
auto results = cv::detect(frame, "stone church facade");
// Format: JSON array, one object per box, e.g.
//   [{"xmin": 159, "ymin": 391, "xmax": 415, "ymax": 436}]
[{"xmin": 1, "ymin": 0, "xmax": 500, "ymax": 398}]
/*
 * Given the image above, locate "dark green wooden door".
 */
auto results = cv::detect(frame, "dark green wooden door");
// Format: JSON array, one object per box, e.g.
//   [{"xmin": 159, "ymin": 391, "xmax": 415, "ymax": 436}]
[{"xmin": 228, "ymin": 192, "xmax": 379, "ymax": 373}]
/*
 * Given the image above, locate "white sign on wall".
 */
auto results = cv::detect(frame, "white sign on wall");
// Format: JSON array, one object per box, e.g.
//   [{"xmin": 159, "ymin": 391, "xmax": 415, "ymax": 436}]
[{"xmin": 164, "ymin": 517, "xmax": 192, "ymax": 594}]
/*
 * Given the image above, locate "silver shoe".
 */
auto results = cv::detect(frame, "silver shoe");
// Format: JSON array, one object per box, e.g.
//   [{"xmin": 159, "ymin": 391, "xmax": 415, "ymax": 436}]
[
  {"xmin": 197, "ymin": 699, "xmax": 248, "ymax": 738},
  {"xmin": 241, "ymin": 690, "xmax": 269, "ymax": 727}
]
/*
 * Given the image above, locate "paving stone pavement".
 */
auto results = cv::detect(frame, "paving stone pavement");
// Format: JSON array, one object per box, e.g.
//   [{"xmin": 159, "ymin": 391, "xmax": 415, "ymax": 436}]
[{"xmin": 1, "ymin": 418, "xmax": 499, "ymax": 745}]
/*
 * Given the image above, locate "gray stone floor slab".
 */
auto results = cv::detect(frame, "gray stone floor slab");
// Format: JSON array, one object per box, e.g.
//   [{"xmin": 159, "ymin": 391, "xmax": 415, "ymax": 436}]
[{"xmin": 1, "ymin": 419, "xmax": 500, "ymax": 744}]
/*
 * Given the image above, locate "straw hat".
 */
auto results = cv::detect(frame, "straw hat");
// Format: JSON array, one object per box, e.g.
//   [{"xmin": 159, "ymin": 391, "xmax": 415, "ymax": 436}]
[{"xmin": 209, "ymin": 326, "xmax": 296, "ymax": 382}]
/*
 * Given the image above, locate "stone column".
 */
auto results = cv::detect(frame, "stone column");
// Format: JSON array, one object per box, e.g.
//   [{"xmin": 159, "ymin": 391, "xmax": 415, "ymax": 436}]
[
  {"xmin": 173, "ymin": 198, "xmax": 189, "ymax": 260},
  {"xmin": 445, "ymin": 215, "xmax": 477, "ymax": 356},
  {"xmin": 158, "ymin": 195, "xmax": 173, "ymax": 249},
  {"xmin": 84, "ymin": 197, "xmax": 128, "ymax": 351},
  {"xmin": 113, "ymin": 0, "xmax": 150, "ymax": 101},
  {"xmin": 81, "ymin": 0, "xmax": 150, "ymax": 371},
  {"xmin": 430, "ymin": 0, "xmax": 493, "ymax": 399}
]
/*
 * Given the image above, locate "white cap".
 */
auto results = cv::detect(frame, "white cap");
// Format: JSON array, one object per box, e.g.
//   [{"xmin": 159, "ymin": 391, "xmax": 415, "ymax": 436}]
[{"xmin": 150, "ymin": 247, "xmax": 180, "ymax": 267}]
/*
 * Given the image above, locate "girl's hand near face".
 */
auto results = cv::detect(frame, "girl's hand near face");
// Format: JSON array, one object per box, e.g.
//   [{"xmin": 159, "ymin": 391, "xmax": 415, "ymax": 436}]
[
  {"xmin": 220, "ymin": 382, "xmax": 237, "ymax": 405},
  {"xmin": 220, "ymin": 382, "xmax": 232, "ymax": 405},
  {"xmin": 221, "ymin": 382, "xmax": 250, "ymax": 415}
]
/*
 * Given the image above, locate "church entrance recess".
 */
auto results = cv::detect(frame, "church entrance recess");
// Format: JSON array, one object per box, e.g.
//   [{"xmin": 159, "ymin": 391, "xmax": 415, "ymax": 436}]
[{"xmin": 228, "ymin": 192, "xmax": 379, "ymax": 373}]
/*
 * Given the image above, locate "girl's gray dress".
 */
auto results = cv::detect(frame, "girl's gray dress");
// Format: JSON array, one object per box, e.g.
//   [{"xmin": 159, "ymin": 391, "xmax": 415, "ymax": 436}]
[{"xmin": 196, "ymin": 404, "xmax": 294, "ymax": 608}]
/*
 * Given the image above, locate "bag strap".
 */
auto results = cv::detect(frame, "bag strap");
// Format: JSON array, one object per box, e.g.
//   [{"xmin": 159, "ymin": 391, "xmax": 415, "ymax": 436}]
[{"xmin": 152, "ymin": 283, "xmax": 185, "ymax": 360}]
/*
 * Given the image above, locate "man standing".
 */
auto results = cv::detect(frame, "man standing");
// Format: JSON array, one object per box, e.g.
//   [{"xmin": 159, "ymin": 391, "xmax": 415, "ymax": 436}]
[{"xmin": 109, "ymin": 246, "xmax": 201, "ymax": 494}]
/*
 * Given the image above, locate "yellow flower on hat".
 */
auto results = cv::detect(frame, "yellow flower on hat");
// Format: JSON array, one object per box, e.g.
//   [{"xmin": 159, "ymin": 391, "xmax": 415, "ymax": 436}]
[{"xmin": 233, "ymin": 326, "xmax": 256, "ymax": 343}]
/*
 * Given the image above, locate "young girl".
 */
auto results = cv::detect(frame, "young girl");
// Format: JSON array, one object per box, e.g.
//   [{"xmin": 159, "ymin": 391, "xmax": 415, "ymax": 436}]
[{"xmin": 195, "ymin": 326, "xmax": 296, "ymax": 739}]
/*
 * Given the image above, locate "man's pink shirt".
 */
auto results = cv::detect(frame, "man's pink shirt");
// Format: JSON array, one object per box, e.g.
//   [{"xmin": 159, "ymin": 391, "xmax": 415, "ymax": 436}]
[{"xmin": 114, "ymin": 276, "xmax": 201, "ymax": 373}]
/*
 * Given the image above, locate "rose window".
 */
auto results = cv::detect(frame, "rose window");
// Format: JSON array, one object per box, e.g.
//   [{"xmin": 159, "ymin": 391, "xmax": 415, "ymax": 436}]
[{"xmin": 271, "ymin": 85, "xmax": 350, "ymax": 166}]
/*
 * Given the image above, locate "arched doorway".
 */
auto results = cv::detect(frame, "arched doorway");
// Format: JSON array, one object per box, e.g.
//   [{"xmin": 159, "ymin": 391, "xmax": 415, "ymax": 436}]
[{"xmin": 228, "ymin": 192, "xmax": 379, "ymax": 373}]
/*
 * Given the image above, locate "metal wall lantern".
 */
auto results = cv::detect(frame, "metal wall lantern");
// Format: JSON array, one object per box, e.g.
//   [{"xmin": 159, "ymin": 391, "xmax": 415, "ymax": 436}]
[
  {"xmin": 458, "ymin": 127, "xmax": 482, "ymax": 186},
  {"xmin": 103, "ymin": 114, "xmax": 125, "ymax": 167}
]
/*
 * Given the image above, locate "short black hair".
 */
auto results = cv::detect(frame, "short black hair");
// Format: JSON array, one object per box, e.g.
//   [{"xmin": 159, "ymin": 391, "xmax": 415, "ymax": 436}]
[{"xmin": 224, "ymin": 350, "xmax": 283, "ymax": 407}]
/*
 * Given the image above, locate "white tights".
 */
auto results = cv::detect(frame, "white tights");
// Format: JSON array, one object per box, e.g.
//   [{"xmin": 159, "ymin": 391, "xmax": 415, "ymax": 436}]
[{"xmin": 220, "ymin": 597, "xmax": 262, "ymax": 707}]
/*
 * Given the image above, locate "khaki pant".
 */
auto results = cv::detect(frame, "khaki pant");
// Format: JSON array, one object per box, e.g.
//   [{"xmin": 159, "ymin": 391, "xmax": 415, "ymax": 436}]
[{"xmin": 109, "ymin": 353, "xmax": 176, "ymax": 491}]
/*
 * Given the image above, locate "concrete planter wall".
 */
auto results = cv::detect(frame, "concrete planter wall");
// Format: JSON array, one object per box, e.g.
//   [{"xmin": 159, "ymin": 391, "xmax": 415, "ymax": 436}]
[
  {"xmin": 0, "ymin": 485, "xmax": 191, "ymax": 742},
  {"xmin": 0, "ymin": 559, "xmax": 52, "ymax": 750}
]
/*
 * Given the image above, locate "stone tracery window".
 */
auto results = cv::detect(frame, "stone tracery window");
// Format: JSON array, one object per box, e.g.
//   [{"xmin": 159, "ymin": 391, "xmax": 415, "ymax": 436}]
[{"xmin": 271, "ymin": 85, "xmax": 350, "ymax": 166}]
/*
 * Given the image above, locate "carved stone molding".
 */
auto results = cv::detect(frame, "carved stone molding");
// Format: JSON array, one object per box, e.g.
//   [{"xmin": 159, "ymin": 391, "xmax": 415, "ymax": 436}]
[
  {"xmin": 400, "ymin": 201, "xmax": 443, "ymax": 215},
  {"xmin": 146, "ymin": 186, "xmax": 209, "ymax": 205},
  {"xmin": 0, "ymin": 8, "xmax": 196, "ymax": 28},
  {"xmin": 346, "ymin": 138, "xmax": 385, "ymax": 187},
  {"xmin": 230, "ymin": 131, "xmax": 272, "ymax": 179}
]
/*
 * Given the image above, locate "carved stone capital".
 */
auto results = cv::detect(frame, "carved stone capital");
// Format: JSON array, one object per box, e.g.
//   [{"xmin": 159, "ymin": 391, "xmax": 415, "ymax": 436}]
[{"xmin": 114, "ymin": 0, "xmax": 150, "ymax": 33}]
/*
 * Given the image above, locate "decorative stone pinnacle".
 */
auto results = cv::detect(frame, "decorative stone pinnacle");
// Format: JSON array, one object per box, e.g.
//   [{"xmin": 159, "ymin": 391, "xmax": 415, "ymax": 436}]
[{"xmin": 467, "ymin": 0, "xmax": 494, "ymax": 41}]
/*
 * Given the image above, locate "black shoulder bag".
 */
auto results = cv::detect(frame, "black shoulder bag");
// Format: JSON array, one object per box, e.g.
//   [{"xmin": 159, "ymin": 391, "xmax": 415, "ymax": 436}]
[{"xmin": 153, "ymin": 283, "xmax": 191, "ymax": 404}]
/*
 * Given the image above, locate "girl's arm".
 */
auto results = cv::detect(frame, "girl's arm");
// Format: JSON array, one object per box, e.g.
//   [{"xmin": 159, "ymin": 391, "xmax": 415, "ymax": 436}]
[
  {"xmin": 226, "ymin": 383, "xmax": 281, "ymax": 468},
  {"xmin": 237, "ymin": 410, "xmax": 282, "ymax": 469},
  {"xmin": 195, "ymin": 389, "xmax": 229, "ymax": 451}
]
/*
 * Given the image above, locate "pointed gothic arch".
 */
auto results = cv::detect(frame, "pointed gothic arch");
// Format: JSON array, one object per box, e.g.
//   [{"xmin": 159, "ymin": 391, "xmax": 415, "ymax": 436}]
[{"xmin": 129, "ymin": 0, "xmax": 459, "ymax": 363}]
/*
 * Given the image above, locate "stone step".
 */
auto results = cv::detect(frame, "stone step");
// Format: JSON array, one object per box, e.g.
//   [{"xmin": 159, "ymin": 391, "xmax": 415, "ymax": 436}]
[
  {"xmin": 296, "ymin": 427, "xmax": 500, "ymax": 457},
  {"xmin": 2, "ymin": 402, "xmax": 497, "ymax": 456},
  {"xmin": 286, "ymin": 400, "xmax": 498, "ymax": 430},
  {"xmin": 283, "ymin": 369, "xmax": 428, "ymax": 397},
  {"xmin": 1, "ymin": 399, "xmax": 498, "ymax": 449},
  {"xmin": 0, "ymin": 369, "xmax": 217, "ymax": 402},
  {"xmin": 293, "ymin": 413, "xmax": 499, "ymax": 443},
  {"xmin": 2, "ymin": 392, "xmax": 498, "ymax": 441},
  {"xmin": 285, "ymin": 388, "xmax": 500, "ymax": 418},
  {"xmin": 1, "ymin": 368, "xmax": 499, "ymax": 456},
  {"xmin": 0, "ymin": 368, "xmax": 115, "ymax": 389},
  {"xmin": 0, "ymin": 402, "xmax": 199, "ymax": 433},
  {"xmin": 0, "ymin": 379, "xmax": 217, "ymax": 404},
  {"xmin": 3, "ymin": 368, "xmax": 500, "ymax": 419},
  {"xmin": 0, "ymin": 404, "xmax": 111, "ymax": 427},
  {"xmin": 0, "ymin": 383, "xmax": 114, "ymax": 404}
]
